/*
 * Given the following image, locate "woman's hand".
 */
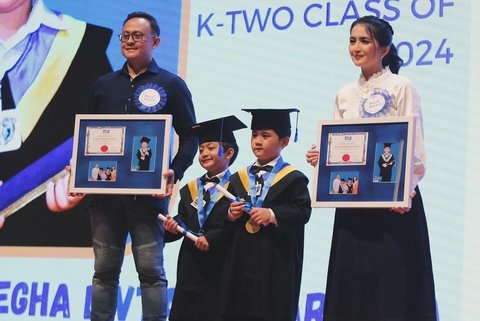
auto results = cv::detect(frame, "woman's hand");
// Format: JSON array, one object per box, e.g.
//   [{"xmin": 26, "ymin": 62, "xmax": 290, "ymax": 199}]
[
  {"xmin": 389, "ymin": 190, "xmax": 416, "ymax": 215},
  {"xmin": 306, "ymin": 144, "xmax": 319, "ymax": 167},
  {"xmin": 389, "ymin": 207, "xmax": 410, "ymax": 215}
]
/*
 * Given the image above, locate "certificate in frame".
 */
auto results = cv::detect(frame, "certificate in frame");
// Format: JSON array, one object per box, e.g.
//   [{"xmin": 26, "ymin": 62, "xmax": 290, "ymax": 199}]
[
  {"xmin": 70, "ymin": 114, "xmax": 172, "ymax": 195},
  {"xmin": 311, "ymin": 117, "xmax": 414, "ymax": 208}
]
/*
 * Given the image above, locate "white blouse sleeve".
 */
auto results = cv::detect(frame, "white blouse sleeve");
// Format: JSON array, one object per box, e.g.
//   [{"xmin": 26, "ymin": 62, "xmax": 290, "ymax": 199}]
[
  {"xmin": 397, "ymin": 80, "xmax": 427, "ymax": 192},
  {"xmin": 334, "ymin": 95, "xmax": 342, "ymax": 120}
]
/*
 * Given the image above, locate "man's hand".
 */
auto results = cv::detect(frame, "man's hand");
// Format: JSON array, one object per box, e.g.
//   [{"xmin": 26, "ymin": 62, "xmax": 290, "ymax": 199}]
[
  {"xmin": 153, "ymin": 169, "xmax": 175, "ymax": 198},
  {"xmin": 46, "ymin": 166, "xmax": 84, "ymax": 212}
]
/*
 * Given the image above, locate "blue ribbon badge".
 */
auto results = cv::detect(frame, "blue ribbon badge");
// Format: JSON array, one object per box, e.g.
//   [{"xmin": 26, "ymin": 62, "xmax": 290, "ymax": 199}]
[
  {"xmin": 359, "ymin": 88, "xmax": 392, "ymax": 118},
  {"xmin": 134, "ymin": 83, "xmax": 167, "ymax": 113}
]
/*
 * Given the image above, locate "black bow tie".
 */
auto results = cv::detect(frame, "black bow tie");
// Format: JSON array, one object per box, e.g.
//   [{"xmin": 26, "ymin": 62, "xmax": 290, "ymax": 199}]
[
  {"xmin": 200, "ymin": 175, "xmax": 220, "ymax": 185},
  {"xmin": 250, "ymin": 165, "xmax": 273, "ymax": 174}
]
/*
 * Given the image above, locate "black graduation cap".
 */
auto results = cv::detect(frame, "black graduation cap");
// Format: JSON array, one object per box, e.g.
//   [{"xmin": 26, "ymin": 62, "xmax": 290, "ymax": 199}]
[
  {"xmin": 140, "ymin": 136, "xmax": 150, "ymax": 143},
  {"xmin": 383, "ymin": 142, "xmax": 393, "ymax": 148},
  {"xmin": 191, "ymin": 115, "xmax": 247, "ymax": 145},
  {"xmin": 242, "ymin": 108, "xmax": 300, "ymax": 141}
]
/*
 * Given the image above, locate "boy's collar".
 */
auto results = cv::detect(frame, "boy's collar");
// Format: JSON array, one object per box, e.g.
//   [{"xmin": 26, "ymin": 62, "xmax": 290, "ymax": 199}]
[
  {"xmin": 254, "ymin": 155, "xmax": 280, "ymax": 167},
  {"xmin": 205, "ymin": 168, "xmax": 229, "ymax": 179}
]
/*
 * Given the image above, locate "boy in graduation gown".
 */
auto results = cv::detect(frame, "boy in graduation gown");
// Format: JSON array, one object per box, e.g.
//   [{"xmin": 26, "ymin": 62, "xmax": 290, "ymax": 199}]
[
  {"xmin": 378, "ymin": 142, "xmax": 395, "ymax": 182},
  {"xmin": 136, "ymin": 136, "xmax": 152, "ymax": 171},
  {"xmin": 163, "ymin": 115, "xmax": 247, "ymax": 321},
  {"xmin": 217, "ymin": 109, "xmax": 312, "ymax": 321}
]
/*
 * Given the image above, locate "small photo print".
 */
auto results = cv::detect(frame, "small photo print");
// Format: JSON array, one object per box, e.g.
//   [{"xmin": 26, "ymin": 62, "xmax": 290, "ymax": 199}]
[
  {"xmin": 373, "ymin": 142, "xmax": 398, "ymax": 183},
  {"xmin": 88, "ymin": 161, "xmax": 117, "ymax": 182},
  {"xmin": 131, "ymin": 135, "xmax": 157, "ymax": 172},
  {"xmin": 329, "ymin": 171, "xmax": 359, "ymax": 195}
]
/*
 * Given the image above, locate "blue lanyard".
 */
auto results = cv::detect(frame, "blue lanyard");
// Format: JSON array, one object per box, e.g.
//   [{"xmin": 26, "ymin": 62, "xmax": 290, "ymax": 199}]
[
  {"xmin": 196, "ymin": 170, "xmax": 231, "ymax": 230},
  {"xmin": 247, "ymin": 157, "xmax": 285, "ymax": 208},
  {"xmin": 7, "ymin": 27, "xmax": 56, "ymax": 105}
]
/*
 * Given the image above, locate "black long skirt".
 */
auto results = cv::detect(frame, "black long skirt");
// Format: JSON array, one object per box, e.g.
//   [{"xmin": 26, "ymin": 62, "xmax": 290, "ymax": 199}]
[{"xmin": 323, "ymin": 188, "xmax": 437, "ymax": 321}]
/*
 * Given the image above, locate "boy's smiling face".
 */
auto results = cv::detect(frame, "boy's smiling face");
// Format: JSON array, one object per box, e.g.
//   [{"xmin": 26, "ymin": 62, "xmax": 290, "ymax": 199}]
[
  {"xmin": 250, "ymin": 129, "xmax": 289, "ymax": 165},
  {"xmin": 198, "ymin": 142, "xmax": 233, "ymax": 176}
]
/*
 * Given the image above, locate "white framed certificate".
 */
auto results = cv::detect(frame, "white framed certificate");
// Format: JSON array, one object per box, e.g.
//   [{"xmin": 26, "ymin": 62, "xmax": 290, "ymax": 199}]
[
  {"xmin": 70, "ymin": 114, "xmax": 172, "ymax": 195},
  {"xmin": 311, "ymin": 117, "xmax": 414, "ymax": 208}
]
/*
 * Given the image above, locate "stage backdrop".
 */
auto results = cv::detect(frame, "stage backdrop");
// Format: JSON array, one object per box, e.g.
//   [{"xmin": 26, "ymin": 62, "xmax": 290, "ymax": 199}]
[{"xmin": 1, "ymin": 0, "xmax": 479, "ymax": 320}]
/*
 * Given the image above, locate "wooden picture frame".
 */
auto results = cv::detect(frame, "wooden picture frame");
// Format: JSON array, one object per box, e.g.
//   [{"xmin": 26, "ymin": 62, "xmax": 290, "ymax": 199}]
[
  {"xmin": 311, "ymin": 117, "xmax": 414, "ymax": 208},
  {"xmin": 70, "ymin": 114, "xmax": 172, "ymax": 195}
]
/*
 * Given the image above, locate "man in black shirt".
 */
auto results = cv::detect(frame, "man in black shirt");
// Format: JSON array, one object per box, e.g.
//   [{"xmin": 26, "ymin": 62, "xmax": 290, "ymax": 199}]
[{"xmin": 47, "ymin": 12, "xmax": 197, "ymax": 321}]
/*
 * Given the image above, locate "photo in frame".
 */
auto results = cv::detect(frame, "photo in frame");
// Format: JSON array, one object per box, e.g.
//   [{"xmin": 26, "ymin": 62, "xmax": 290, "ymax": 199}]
[
  {"xmin": 70, "ymin": 114, "xmax": 172, "ymax": 195},
  {"xmin": 311, "ymin": 117, "xmax": 414, "ymax": 208}
]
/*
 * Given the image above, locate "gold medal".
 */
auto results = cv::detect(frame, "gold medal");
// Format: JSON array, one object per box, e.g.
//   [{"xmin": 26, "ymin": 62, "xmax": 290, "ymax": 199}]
[{"xmin": 245, "ymin": 219, "xmax": 260, "ymax": 234}]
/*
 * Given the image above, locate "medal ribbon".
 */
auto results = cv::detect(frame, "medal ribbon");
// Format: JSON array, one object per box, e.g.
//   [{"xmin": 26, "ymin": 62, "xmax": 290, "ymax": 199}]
[
  {"xmin": 247, "ymin": 157, "xmax": 286, "ymax": 208},
  {"xmin": 196, "ymin": 170, "xmax": 231, "ymax": 230}
]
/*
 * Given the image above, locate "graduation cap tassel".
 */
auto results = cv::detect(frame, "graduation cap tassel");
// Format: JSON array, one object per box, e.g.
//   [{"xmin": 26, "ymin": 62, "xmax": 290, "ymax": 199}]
[
  {"xmin": 218, "ymin": 117, "xmax": 224, "ymax": 156},
  {"xmin": 294, "ymin": 110, "xmax": 299, "ymax": 142}
]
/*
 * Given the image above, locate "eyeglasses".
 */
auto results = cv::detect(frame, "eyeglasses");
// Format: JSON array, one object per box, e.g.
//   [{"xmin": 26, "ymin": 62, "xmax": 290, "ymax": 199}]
[{"xmin": 118, "ymin": 32, "xmax": 147, "ymax": 42}]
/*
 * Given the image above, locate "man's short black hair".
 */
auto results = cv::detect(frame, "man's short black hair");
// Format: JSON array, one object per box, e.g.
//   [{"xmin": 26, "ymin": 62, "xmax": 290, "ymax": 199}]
[{"xmin": 124, "ymin": 12, "xmax": 160, "ymax": 36}]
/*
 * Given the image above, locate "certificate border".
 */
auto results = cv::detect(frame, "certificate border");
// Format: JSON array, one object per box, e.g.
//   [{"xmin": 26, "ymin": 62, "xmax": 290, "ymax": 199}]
[
  {"xmin": 311, "ymin": 117, "xmax": 414, "ymax": 208},
  {"xmin": 326, "ymin": 131, "xmax": 368, "ymax": 166},
  {"xmin": 84, "ymin": 126, "xmax": 126, "ymax": 156},
  {"xmin": 70, "ymin": 114, "xmax": 172, "ymax": 195}
]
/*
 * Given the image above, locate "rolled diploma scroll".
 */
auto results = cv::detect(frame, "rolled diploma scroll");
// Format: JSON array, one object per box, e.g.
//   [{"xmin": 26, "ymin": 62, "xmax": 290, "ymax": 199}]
[
  {"xmin": 157, "ymin": 213, "xmax": 198, "ymax": 242},
  {"xmin": 214, "ymin": 184, "xmax": 252, "ymax": 212},
  {"xmin": 214, "ymin": 184, "xmax": 237, "ymax": 201}
]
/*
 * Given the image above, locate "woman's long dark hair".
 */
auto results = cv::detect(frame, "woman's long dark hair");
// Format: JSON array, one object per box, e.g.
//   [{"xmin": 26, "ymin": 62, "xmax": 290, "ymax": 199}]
[{"xmin": 351, "ymin": 16, "xmax": 403, "ymax": 74}]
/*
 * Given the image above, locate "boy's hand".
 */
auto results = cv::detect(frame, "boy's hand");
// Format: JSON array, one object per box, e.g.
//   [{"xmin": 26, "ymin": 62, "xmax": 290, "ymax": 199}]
[
  {"xmin": 195, "ymin": 236, "xmax": 210, "ymax": 251},
  {"xmin": 163, "ymin": 214, "xmax": 179, "ymax": 234},
  {"xmin": 306, "ymin": 144, "xmax": 319, "ymax": 167},
  {"xmin": 228, "ymin": 200, "xmax": 245, "ymax": 221},
  {"xmin": 249, "ymin": 207, "xmax": 273, "ymax": 226}
]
